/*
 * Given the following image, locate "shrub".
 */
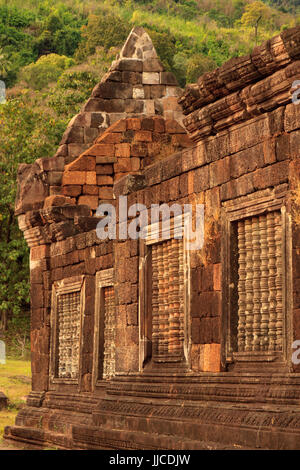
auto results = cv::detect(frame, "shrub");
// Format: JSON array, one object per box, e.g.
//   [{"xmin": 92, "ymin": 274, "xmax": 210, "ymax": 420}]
[{"xmin": 20, "ymin": 53, "xmax": 75, "ymax": 90}]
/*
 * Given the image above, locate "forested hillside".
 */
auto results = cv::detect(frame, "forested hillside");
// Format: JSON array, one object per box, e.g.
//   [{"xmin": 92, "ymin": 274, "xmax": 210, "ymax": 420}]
[{"xmin": 0, "ymin": 0, "xmax": 299, "ymax": 353}]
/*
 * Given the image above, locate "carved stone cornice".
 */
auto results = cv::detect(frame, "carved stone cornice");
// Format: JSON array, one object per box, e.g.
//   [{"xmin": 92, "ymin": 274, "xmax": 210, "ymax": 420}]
[
  {"xmin": 183, "ymin": 61, "xmax": 300, "ymax": 141},
  {"xmin": 17, "ymin": 205, "xmax": 99, "ymax": 247},
  {"xmin": 179, "ymin": 27, "xmax": 300, "ymax": 115}
]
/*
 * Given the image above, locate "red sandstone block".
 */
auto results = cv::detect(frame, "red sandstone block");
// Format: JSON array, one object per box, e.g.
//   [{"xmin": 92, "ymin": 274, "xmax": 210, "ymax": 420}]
[
  {"xmin": 198, "ymin": 317, "xmax": 213, "ymax": 343},
  {"xmin": 131, "ymin": 143, "xmax": 148, "ymax": 157},
  {"xmin": 161, "ymin": 96, "xmax": 181, "ymax": 111},
  {"xmin": 62, "ymin": 185, "xmax": 82, "ymax": 197},
  {"xmin": 114, "ymin": 159, "xmax": 132, "ymax": 173},
  {"xmin": 165, "ymin": 120, "xmax": 186, "ymax": 134},
  {"xmin": 95, "ymin": 155, "xmax": 117, "ymax": 164},
  {"xmin": 127, "ymin": 118, "xmax": 141, "ymax": 130},
  {"xmin": 179, "ymin": 173, "xmax": 189, "ymax": 197},
  {"xmin": 86, "ymin": 172, "xmax": 97, "ymax": 185},
  {"xmin": 229, "ymin": 116, "xmax": 271, "ymax": 154},
  {"xmin": 193, "ymin": 166, "xmax": 210, "ymax": 192},
  {"xmin": 131, "ymin": 284, "xmax": 138, "ymax": 303},
  {"xmin": 96, "ymin": 164, "xmax": 114, "ymax": 175},
  {"xmin": 31, "ymin": 284, "xmax": 44, "ymax": 309},
  {"xmin": 168, "ymin": 176, "xmax": 180, "ymax": 201},
  {"xmin": 125, "ymin": 257, "xmax": 138, "ymax": 283},
  {"xmin": 78, "ymin": 195, "xmax": 99, "ymax": 210},
  {"xmin": 200, "ymin": 344, "xmax": 221, "ymax": 372},
  {"xmin": 134, "ymin": 130, "xmax": 152, "ymax": 142},
  {"xmin": 85, "ymin": 144, "xmax": 115, "ymax": 156},
  {"xmin": 171, "ymin": 134, "xmax": 193, "ymax": 148},
  {"xmin": 83, "ymin": 185, "xmax": 98, "ymax": 195},
  {"xmin": 127, "ymin": 303, "xmax": 138, "ymax": 326},
  {"xmin": 108, "ymin": 119, "xmax": 127, "ymax": 132},
  {"xmin": 65, "ymin": 155, "xmax": 95, "ymax": 172},
  {"xmin": 43, "ymin": 195, "xmax": 72, "ymax": 208},
  {"xmin": 62, "ymin": 171, "xmax": 86, "ymax": 186},
  {"xmin": 294, "ymin": 280, "xmax": 300, "ymax": 310},
  {"xmin": 150, "ymin": 85, "xmax": 165, "ymax": 99},
  {"xmin": 191, "ymin": 344, "xmax": 201, "ymax": 371},
  {"xmin": 263, "ymin": 138, "xmax": 276, "ymax": 165},
  {"xmin": 68, "ymin": 143, "xmax": 90, "ymax": 158},
  {"xmin": 97, "ymin": 175, "xmax": 113, "ymax": 185},
  {"xmin": 114, "ymin": 172, "xmax": 129, "ymax": 181},
  {"xmin": 131, "ymin": 157, "xmax": 140, "ymax": 171},
  {"xmin": 51, "ymin": 267, "xmax": 63, "ymax": 282},
  {"xmin": 141, "ymin": 118, "xmax": 154, "ymax": 131},
  {"xmin": 99, "ymin": 186, "xmax": 114, "ymax": 200},
  {"xmin": 85, "ymin": 258, "xmax": 96, "ymax": 275},
  {"xmin": 197, "ymin": 292, "xmax": 221, "ymax": 317},
  {"xmin": 153, "ymin": 118, "xmax": 165, "ymax": 133},
  {"xmin": 290, "ymin": 159, "xmax": 300, "ymax": 188},
  {"xmin": 202, "ymin": 265, "xmax": 214, "ymax": 291},
  {"xmin": 97, "ymin": 132, "xmax": 123, "ymax": 144},
  {"xmin": 285, "ymin": 102, "xmax": 300, "ymax": 133},
  {"xmin": 118, "ymin": 241, "xmax": 131, "ymax": 259},
  {"xmin": 117, "ymin": 281, "xmax": 132, "ymax": 304},
  {"xmin": 31, "ymin": 245, "xmax": 50, "ymax": 261},
  {"xmin": 289, "ymin": 130, "xmax": 300, "ymax": 159},
  {"xmin": 191, "ymin": 318, "xmax": 200, "ymax": 343},
  {"xmin": 213, "ymin": 264, "xmax": 221, "ymax": 291},
  {"xmin": 210, "ymin": 157, "xmax": 230, "ymax": 187},
  {"xmin": 253, "ymin": 161, "xmax": 289, "ymax": 190},
  {"xmin": 276, "ymin": 134, "xmax": 290, "ymax": 161},
  {"xmin": 115, "ymin": 143, "xmax": 131, "ymax": 158}
]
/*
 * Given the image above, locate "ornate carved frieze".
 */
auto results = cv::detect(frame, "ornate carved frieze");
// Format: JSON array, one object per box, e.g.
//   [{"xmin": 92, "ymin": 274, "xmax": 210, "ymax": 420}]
[
  {"xmin": 182, "ymin": 60, "xmax": 300, "ymax": 142},
  {"xmin": 179, "ymin": 28, "xmax": 300, "ymax": 115}
]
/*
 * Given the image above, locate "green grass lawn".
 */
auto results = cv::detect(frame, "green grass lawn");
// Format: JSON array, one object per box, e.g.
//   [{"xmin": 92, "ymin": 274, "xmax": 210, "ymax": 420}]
[{"xmin": 0, "ymin": 359, "xmax": 31, "ymax": 444}]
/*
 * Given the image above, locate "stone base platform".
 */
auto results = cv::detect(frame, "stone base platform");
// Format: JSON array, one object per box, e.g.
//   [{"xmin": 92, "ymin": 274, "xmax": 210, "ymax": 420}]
[{"xmin": 4, "ymin": 373, "xmax": 300, "ymax": 450}]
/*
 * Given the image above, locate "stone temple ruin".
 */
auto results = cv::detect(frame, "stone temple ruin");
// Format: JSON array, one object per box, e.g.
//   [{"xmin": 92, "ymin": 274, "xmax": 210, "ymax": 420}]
[{"xmin": 4, "ymin": 25, "xmax": 300, "ymax": 449}]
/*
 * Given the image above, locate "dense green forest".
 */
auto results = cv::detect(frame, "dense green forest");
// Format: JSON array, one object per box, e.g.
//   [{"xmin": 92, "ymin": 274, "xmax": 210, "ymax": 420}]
[{"xmin": 0, "ymin": 0, "xmax": 299, "ymax": 355}]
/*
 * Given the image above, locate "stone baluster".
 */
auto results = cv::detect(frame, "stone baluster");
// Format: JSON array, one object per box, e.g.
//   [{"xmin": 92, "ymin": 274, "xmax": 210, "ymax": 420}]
[
  {"xmin": 151, "ymin": 245, "xmax": 159, "ymax": 359},
  {"xmin": 244, "ymin": 219, "xmax": 254, "ymax": 351},
  {"xmin": 157, "ymin": 243, "xmax": 164, "ymax": 359},
  {"xmin": 275, "ymin": 212, "xmax": 283, "ymax": 351},
  {"xmin": 103, "ymin": 286, "xmax": 116, "ymax": 379},
  {"xmin": 267, "ymin": 212, "xmax": 277, "ymax": 351},
  {"xmin": 168, "ymin": 238, "xmax": 177, "ymax": 357},
  {"xmin": 161, "ymin": 241, "xmax": 170, "ymax": 358},
  {"xmin": 178, "ymin": 239, "xmax": 185, "ymax": 359},
  {"xmin": 252, "ymin": 216, "xmax": 261, "ymax": 351},
  {"xmin": 237, "ymin": 221, "xmax": 246, "ymax": 352},
  {"xmin": 259, "ymin": 214, "xmax": 269, "ymax": 351}
]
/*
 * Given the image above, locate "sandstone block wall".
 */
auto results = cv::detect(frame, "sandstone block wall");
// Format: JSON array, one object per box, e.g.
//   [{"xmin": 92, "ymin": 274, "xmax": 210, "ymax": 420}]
[{"xmin": 6, "ymin": 26, "xmax": 300, "ymax": 451}]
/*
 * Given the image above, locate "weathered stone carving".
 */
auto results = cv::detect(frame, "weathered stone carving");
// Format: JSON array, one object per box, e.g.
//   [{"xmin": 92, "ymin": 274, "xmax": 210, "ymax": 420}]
[
  {"xmin": 5, "ymin": 26, "xmax": 300, "ymax": 451},
  {"xmin": 102, "ymin": 286, "xmax": 116, "ymax": 379},
  {"xmin": 57, "ymin": 291, "xmax": 81, "ymax": 379},
  {"xmin": 151, "ymin": 239, "xmax": 184, "ymax": 362},
  {"xmin": 237, "ymin": 212, "xmax": 283, "ymax": 353}
]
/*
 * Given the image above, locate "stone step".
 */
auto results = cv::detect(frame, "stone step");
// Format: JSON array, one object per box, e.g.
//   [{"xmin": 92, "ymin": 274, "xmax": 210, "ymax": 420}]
[{"xmin": 72, "ymin": 423, "xmax": 242, "ymax": 450}]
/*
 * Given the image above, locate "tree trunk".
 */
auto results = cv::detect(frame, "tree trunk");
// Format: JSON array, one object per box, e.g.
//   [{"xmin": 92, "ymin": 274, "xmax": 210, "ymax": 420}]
[{"xmin": 0, "ymin": 311, "xmax": 8, "ymax": 331}]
